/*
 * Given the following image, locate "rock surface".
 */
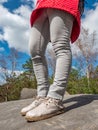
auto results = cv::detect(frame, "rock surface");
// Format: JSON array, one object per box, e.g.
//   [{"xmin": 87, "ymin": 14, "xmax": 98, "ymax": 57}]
[
  {"xmin": 20, "ymin": 88, "xmax": 37, "ymax": 99},
  {"xmin": 0, "ymin": 94, "xmax": 98, "ymax": 130}
]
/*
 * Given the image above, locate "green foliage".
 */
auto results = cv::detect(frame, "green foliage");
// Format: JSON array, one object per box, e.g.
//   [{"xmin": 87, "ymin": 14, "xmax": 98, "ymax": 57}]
[
  {"xmin": 49, "ymin": 74, "xmax": 54, "ymax": 84},
  {"xmin": 0, "ymin": 73, "xmax": 37, "ymax": 102},
  {"xmin": 0, "ymin": 57, "xmax": 37, "ymax": 102},
  {"xmin": 22, "ymin": 58, "xmax": 34, "ymax": 75},
  {"xmin": 0, "ymin": 58, "xmax": 98, "ymax": 103},
  {"xmin": 48, "ymin": 68, "xmax": 98, "ymax": 95},
  {"xmin": 67, "ymin": 68, "xmax": 98, "ymax": 94}
]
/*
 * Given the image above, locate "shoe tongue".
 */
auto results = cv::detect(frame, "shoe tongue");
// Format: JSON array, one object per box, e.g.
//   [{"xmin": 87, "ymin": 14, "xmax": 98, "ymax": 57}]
[
  {"xmin": 48, "ymin": 97, "xmax": 59, "ymax": 103},
  {"xmin": 36, "ymin": 96, "xmax": 43, "ymax": 100}
]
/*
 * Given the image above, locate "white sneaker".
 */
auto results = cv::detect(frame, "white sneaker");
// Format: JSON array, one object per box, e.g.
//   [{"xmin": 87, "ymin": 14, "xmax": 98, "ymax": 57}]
[
  {"xmin": 21, "ymin": 97, "xmax": 45, "ymax": 116},
  {"xmin": 25, "ymin": 97, "xmax": 65, "ymax": 121}
]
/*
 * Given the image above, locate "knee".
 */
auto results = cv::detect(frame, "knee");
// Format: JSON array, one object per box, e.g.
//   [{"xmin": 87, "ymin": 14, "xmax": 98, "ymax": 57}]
[
  {"xmin": 29, "ymin": 38, "xmax": 40, "ymax": 58},
  {"xmin": 52, "ymin": 40, "xmax": 71, "ymax": 57}
]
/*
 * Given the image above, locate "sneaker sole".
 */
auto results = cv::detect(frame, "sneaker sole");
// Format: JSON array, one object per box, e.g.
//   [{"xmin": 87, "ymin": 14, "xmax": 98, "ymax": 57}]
[
  {"xmin": 21, "ymin": 111, "xmax": 27, "ymax": 116},
  {"xmin": 25, "ymin": 109, "xmax": 65, "ymax": 122}
]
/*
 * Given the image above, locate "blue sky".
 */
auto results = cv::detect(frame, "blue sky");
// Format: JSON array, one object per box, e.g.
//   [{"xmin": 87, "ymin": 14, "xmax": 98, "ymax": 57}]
[{"xmin": 0, "ymin": 0, "xmax": 98, "ymax": 84}]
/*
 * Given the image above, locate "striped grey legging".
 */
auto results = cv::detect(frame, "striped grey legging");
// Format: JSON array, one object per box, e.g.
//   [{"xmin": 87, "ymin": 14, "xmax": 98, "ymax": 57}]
[{"xmin": 29, "ymin": 8, "xmax": 74, "ymax": 100}]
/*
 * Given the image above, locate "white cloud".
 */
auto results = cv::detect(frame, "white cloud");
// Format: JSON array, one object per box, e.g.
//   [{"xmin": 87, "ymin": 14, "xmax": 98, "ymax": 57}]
[
  {"xmin": 0, "ymin": 5, "xmax": 32, "ymax": 53},
  {"xmin": 71, "ymin": 3, "xmax": 98, "ymax": 56},
  {"xmin": 0, "ymin": 34, "xmax": 4, "ymax": 41},
  {"xmin": 0, "ymin": 0, "xmax": 7, "ymax": 4},
  {"xmin": 71, "ymin": 44, "xmax": 81, "ymax": 56},
  {"xmin": 14, "ymin": 5, "xmax": 32, "ymax": 19},
  {"xmin": 33, "ymin": 0, "xmax": 37, "ymax": 6},
  {"xmin": 20, "ymin": 0, "xmax": 37, "ymax": 7},
  {"xmin": 0, "ymin": 1, "xmax": 98, "ymax": 58},
  {"xmin": 82, "ymin": 4, "xmax": 98, "ymax": 34},
  {"xmin": 0, "ymin": 47, "xmax": 4, "ymax": 52}
]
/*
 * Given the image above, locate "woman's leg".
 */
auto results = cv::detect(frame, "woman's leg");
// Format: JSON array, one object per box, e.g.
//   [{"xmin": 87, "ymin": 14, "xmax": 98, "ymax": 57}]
[
  {"xmin": 47, "ymin": 9, "xmax": 74, "ymax": 100},
  {"xmin": 25, "ymin": 9, "xmax": 74, "ymax": 121},
  {"xmin": 29, "ymin": 10, "xmax": 50, "ymax": 97}
]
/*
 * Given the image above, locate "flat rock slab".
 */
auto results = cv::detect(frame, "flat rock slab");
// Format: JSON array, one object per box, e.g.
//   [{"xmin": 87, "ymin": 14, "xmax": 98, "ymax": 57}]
[{"xmin": 0, "ymin": 94, "xmax": 98, "ymax": 130}]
